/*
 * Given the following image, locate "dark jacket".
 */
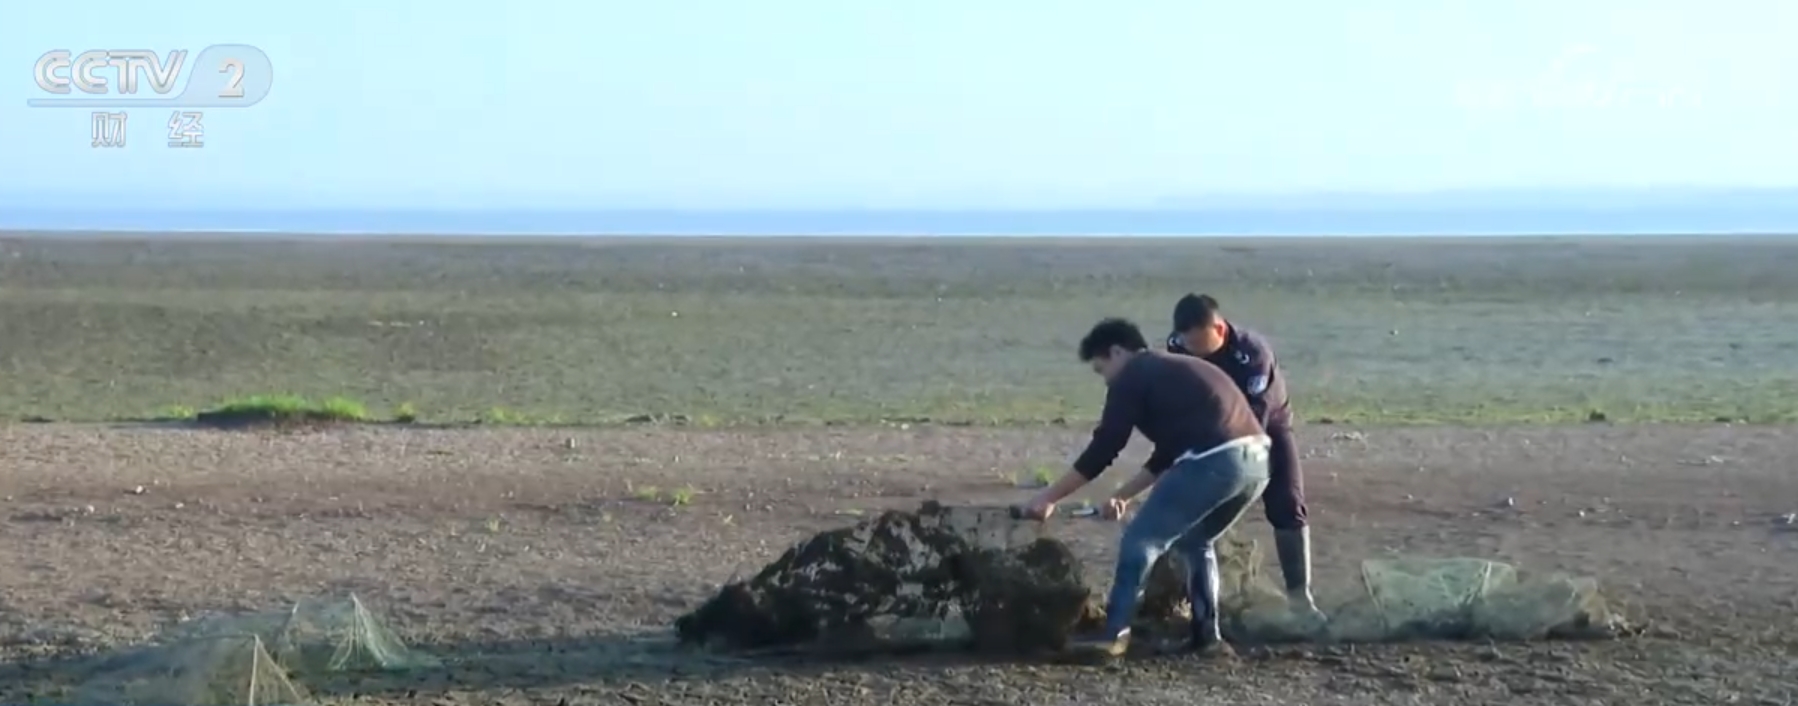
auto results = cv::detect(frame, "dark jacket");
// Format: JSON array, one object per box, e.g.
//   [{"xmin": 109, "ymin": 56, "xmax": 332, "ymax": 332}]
[{"xmin": 1166, "ymin": 323, "xmax": 1292, "ymax": 430}]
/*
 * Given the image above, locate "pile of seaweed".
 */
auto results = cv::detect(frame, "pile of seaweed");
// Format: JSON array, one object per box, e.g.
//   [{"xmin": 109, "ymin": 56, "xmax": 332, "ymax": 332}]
[
  {"xmin": 675, "ymin": 501, "xmax": 1182, "ymax": 656},
  {"xmin": 675, "ymin": 501, "xmax": 1638, "ymax": 657}
]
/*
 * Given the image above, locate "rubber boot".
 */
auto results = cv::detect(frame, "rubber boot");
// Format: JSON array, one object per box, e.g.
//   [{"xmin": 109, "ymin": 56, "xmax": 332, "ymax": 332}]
[
  {"xmin": 1183, "ymin": 544, "xmax": 1234, "ymax": 658},
  {"xmin": 1274, "ymin": 527, "xmax": 1328, "ymax": 633}
]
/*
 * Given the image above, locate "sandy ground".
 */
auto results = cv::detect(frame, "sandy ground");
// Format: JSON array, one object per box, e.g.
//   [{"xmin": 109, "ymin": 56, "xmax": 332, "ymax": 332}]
[{"xmin": 2, "ymin": 423, "xmax": 1795, "ymax": 705}]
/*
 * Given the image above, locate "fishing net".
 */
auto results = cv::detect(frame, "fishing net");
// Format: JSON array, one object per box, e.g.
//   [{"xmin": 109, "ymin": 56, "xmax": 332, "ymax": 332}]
[
  {"xmin": 269, "ymin": 594, "xmax": 444, "ymax": 673},
  {"xmin": 157, "ymin": 594, "xmax": 441, "ymax": 674},
  {"xmin": 1209, "ymin": 543, "xmax": 1634, "ymax": 643},
  {"xmin": 677, "ymin": 502, "xmax": 1637, "ymax": 656},
  {"xmin": 67, "ymin": 594, "xmax": 439, "ymax": 705},
  {"xmin": 69, "ymin": 634, "xmax": 310, "ymax": 706}
]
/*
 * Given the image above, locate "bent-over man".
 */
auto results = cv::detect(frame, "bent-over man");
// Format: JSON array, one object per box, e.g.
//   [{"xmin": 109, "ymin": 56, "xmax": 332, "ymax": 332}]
[
  {"xmin": 1167, "ymin": 293, "xmax": 1323, "ymax": 622},
  {"xmin": 1014, "ymin": 317, "xmax": 1270, "ymax": 659}
]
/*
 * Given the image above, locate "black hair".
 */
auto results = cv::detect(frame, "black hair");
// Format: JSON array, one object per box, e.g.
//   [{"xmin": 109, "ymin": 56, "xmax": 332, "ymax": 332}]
[
  {"xmin": 1171, "ymin": 293, "xmax": 1221, "ymax": 332},
  {"xmin": 1078, "ymin": 317, "xmax": 1150, "ymax": 361}
]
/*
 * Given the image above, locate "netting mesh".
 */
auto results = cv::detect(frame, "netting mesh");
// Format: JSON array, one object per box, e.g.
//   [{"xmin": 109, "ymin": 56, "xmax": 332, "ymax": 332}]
[
  {"xmin": 68, "ymin": 594, "xmax": 439, "ymax": 706},
  {"xmin": 155, "ymin": 594, "xmax": 440, "ymax": 674},
  {"xmin": 71, "ymin": 634, "xmax": 310, "ymax": 706},
  {"xmin": 1215, "ymin": 540, "xmax": 1633, "ymax": 643},
  {"xmin": 273, "ymin": 595, "xmax": 443, "ymax": 673}
]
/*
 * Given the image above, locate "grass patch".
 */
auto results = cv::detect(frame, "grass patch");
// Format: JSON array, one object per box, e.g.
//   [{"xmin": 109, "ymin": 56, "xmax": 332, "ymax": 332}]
[
  {"xmin": 151, "ymin": 404, "xmax": 197, "ymax": 422},
  {"xmin": 1012, "ymin": 464, "xmax": 1059, "ymax": 488},
  {"xmin": 193, "ymin": 394, "xmax": 371, "ymax": 429},
  {"xmin": 628, "ymin": 484, "xmax": 700, "ymax": 507}
]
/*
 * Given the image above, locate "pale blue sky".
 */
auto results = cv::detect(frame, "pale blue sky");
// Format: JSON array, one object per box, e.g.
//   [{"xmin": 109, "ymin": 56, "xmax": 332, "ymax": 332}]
[{"xmin": 3, "ymin": 0, "xmax": 1795, "ymax": 210}]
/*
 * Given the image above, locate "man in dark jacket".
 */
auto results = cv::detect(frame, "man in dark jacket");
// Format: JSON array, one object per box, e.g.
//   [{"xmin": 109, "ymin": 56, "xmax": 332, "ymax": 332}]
[{"xmin": 1167, "ymin": 294, "xmax": 1324, "ymax": 624}]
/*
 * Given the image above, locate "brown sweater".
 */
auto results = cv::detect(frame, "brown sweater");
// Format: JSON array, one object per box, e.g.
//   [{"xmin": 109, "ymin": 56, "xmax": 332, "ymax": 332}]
[{"xmin": 1072, "ymin": 350, "xmax": 1266, "ymax": 480}]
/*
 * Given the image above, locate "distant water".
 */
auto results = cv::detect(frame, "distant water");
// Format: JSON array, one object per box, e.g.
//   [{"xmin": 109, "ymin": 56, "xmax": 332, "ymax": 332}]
[{"xmin": 4, "ymin": 207, "xmax": 1798, "ymax": 237}]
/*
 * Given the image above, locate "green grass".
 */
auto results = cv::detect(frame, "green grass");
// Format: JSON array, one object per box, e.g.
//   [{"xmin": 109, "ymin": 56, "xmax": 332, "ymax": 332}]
[
  {"xmin": 1014, "ymin": 465, "xmax": 1059, "ymax": 488},
  {"xmin": 3, "ymin": 235, "xmax": 1797, "ymax": 425},
  {"xmin": 198, "ymin": 394, "xmax": 373, "ymax": 424},
  {"xmin": 625, "ymin": 483, "xmax": 698, "ymax": 506},
  {"xmin": 152, "ymin": 404, "xmax": 197, "ymax": 422}
]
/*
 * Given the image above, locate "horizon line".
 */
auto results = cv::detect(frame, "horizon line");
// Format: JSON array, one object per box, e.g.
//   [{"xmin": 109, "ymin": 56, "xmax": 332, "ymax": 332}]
[
  {"xmin": 5, "ymin": 228, "xmax": 1796, "ymax": 241},
  {"xmin": 8, "ymin": 204, "xmax": 1798, "ymax": 214}
]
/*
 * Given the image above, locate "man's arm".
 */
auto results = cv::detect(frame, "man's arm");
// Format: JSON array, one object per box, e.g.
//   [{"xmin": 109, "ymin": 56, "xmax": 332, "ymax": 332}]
[
  {"xmin": 1143, "ymin": 445, "xmax": 1179, "ymax": 474},
  {"xmin": 1026, "ymin": 468, "xmax": 1093, "ymax": 511},
  {"xmin": 1069, "ymin": 369, "xmax": 1145, "ymax": 482},
  {"xmin": 1243, "ymin": 364, "xmax": 1272, "ymax": 422},
  {"xmin": 1027, "ymin": 360, "xmax": 1147, "ymax": 509},
  {"xmin": 1127, "ymin": 442, "xmax": 1182, "ymax": 499},
  {"xmin": 1110, "ymin": 466, "xmax": 1158, "ymax": 502},
  {"xmin": 1234, "ymin": 333, "xmax": 1279, "ymax": 424}
]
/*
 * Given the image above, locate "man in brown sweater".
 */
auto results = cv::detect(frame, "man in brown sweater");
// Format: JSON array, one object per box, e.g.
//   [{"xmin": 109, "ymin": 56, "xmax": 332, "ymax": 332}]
[{"xmin": 1014, "ymin": 317, "xmax": 1271, "ymax": 659}]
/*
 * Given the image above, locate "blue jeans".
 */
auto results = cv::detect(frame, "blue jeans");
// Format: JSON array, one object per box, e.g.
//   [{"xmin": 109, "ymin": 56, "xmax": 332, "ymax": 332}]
[{"xmin": 1102, "ymin": 441, "xmax": 1272, "ymax": 637}]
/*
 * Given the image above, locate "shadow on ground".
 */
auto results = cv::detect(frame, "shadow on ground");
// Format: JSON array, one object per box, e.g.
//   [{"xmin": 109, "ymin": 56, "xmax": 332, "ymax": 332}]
[
  {"xmin": 2, "ymin": 628, "xmax": 1773, "ymax": 706},
  {"xmin": 0, "ymin": 632, "xmax": 1027, "ymax": 702},
  {"xmin": 302, "ymin": 632, "xmax": 1061, "ymax": 698},
  {"xmin": 287, "ymin": 633, "xmax": 1798, "ymax": 705}
]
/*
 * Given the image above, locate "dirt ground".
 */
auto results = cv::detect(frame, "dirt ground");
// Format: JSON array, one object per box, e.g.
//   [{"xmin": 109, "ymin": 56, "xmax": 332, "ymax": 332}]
[{"xmin": 2, "ymin": 422, "xmax": 1794, "ymax": 705}]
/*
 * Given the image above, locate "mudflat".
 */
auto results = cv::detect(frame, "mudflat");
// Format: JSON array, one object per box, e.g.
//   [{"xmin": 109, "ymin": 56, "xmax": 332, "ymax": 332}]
[
  {"xmin": 2, "ymin": 424, "xmax": 1793, "ymax": 705},
  {"xmin": 1, "ymin": 235, "xmax": 1795, "ymax": 705},
  {"xmin": 3, "ymin": 235, "xmax": 1794, "ymax": 424}
]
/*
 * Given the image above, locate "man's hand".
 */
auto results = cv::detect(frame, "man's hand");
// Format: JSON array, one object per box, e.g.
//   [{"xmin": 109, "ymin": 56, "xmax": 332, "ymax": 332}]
[
  {"xmin": 1009, "ymin": 468, "xmax": 1092, "ymax": 521},
  {"xmin": 1105, "ymin": 467, "xmax": 1158, "ymax": 519},
  {"xmin": 1011, "ymin": 496, "xmax": 1057, "ymax": 521}
]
